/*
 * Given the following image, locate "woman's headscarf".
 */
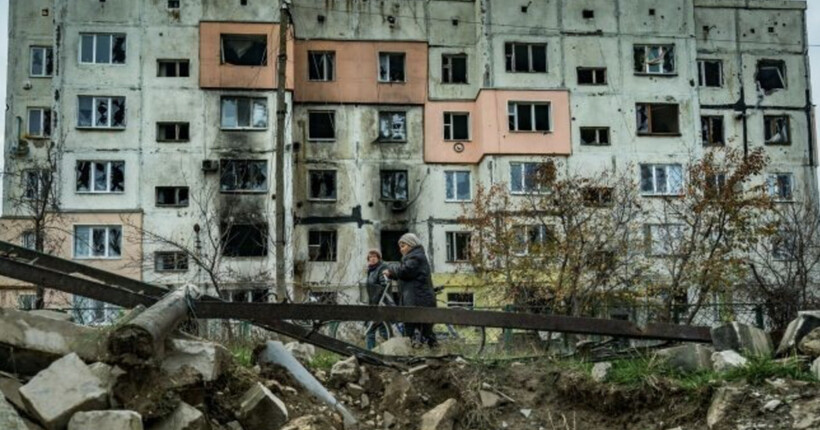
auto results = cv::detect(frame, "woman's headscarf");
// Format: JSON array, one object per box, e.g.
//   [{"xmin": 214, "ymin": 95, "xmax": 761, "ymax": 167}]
[{"xmin": 398, "ymin": 233, "xmax": 422, "ymax": 248}]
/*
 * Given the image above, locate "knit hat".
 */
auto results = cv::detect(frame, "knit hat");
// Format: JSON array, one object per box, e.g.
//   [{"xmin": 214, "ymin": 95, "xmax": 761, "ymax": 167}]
[
  {"xmin": 367, "ymin": 248, "xmax": 382, "ymax": 260},
  {"xmin": 398, "ymin": 233, "xmax": 422, "ymax": 248}
]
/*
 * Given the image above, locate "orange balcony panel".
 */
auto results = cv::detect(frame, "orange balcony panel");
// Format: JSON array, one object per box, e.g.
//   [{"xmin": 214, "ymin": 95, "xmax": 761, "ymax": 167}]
[
  {"xmin": 294, "ymin": 40, "xmax": 427, "ymax": 105},
  {"xmin": 425, "ymin": 89, "xmax": 572, "ymax": 164},
  {"xmin": 199, "ymin": 22, "xmax": 294, "ymax": 90}
]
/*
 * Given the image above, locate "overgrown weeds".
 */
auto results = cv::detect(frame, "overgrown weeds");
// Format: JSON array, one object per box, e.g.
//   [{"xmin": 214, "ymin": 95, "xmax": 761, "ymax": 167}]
[{"xmin": 308, "ymin": 351, "xmax": 341, "ymax": 371}]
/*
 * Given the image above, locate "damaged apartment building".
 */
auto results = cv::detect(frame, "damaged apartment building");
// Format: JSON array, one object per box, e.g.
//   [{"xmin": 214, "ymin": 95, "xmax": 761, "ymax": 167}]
[{"xmin": 1, "ymin": 0, "xmax": 816, "ymax": 314}]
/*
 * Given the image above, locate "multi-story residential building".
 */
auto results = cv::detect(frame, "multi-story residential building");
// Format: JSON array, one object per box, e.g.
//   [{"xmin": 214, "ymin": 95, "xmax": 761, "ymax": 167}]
[{"xmin": 2, "ymin": 0, "xmax": 816, "ymax": 314}]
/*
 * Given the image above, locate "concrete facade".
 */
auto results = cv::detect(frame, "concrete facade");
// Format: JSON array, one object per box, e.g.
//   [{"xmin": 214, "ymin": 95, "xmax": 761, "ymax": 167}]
[{"xmin": 2, "ymin": 0, "xmax": 816, "ymax": 311}]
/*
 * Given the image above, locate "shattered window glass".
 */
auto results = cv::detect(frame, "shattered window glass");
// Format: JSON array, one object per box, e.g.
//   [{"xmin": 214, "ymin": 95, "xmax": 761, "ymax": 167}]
[
  {"xmin": 446, "ymin": 232, "xmax": 472, "ymax": 262},
  {"xmin": 93, "ymin": 162, "xmax": 107, "ymax": 191},
  {"xmin": 155, "ymin": 252, "xmax": 188, "ymax": 272},
  {"xmin": 222, "ymin": 223, "xmax": 268, "ymax": 257},
  {"xmin": 764, "ymin": 116, "xmax": 789, "ymax": 144},
  {"xmin": 74, "ymin": 226, "xmax": 122, "ymax": 259},
  {"xmin": 701, "ymin": 116, "xmax": 724, "ymax": 146},
  {"xmin": 156, "ymin": 187, "xmax": 189, "ymax": 206},
  {"xmin": 640, "ymin": 164, "xmax": 683, "ymax": 195},
  {"xmin": 78, "ymin": 96, "xmax": 125, "ymax": 128},
  {"xmin": 380, "ymin": 170, "xmax": 408, "ymax": 201},
  {"xmin": 221, "ymin": 34, "xmax": 267, "ymax": 66},
  {"xmin": 635, "ymin": 103, "xmax": 679, "ymax": 135},
  {"xmin": 756, "ymin": 60, "xmax": 786, "ymax": 93},
  {"xmin": 309, "ymin": 170, "xmax": 337, "ymax": 200},
  {"xmin": 378, "ymin": 52, "xmax": 405, "ymax": 82},
  {"xmin": 767, "ymin": 173, "xmax": 794, "ymax": 201},
  {"xmin": 76, "ymin": 161, "xmax": 124, "ymax": 193},
  {"xmin": 80, "ymin": 33, "xmax": 126, "ymax": 65},
  {"xmin": 220, "ymin": 160, "xmax": 268, "ymax": 192},
  {"xmin": 378, "ymin": 112, "xmax": 406, "ymax": 142},
  {"xmin": 509, "ymin": 162, "xmax": 549, "ymax": 194},
  {"xmin": 443, "ymin": 112, "xmax": 469, "ymax": 140},
  {"xmin": 634, "ymin": 45, "xmax": 675, "ymax": 74},
  {"xmin": 508, "ymin": 103, "xmax": 550, "ymax": 132},
  {"xmin": 221, "ymin": 97, "xmax": 267, "ymax": 129},
  {"xmin": 445, "ymin": 171, "xmax": 471, "ymax": 201},
  {"xmin": 308, "ymin": 230, "xmax": 337, "ymax": 261},
  {"xmin": 308, "ymin": 51, "xmax": 335, "ymax": 81},
  {"xmin": 95, "ymin": 98, "xmax": 109, "ymax": 127}
]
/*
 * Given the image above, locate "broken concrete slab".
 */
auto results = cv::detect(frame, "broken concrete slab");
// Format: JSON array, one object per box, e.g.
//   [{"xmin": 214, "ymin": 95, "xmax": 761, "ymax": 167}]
[
  {"xmin": 777, "ymin": 311, "xmax": 820, "ymax": 356},
  {"xmin": 0, "ymin": 391, "xmax": 27, "ymax": 430},
  {"xmin": 237, "ymin": 382, "xmax": 288, "ymax": 430},
  {"xmin": 68, "ymin": 410, "xmax": 143, "ymax": 430},
  {"xmin": 161, "ymin": 339, "xmax": 229, "ymax": 383},
  {"xmin": 19, "ymin": 353, "xmax": 108, "ymax": 430},
  {"xmin": 283, "ymin": 342, "xmax": 315, "ymax": 365},
  {"xmin": 0, "ymin": 371, "xmax": 26, "ymax": 412},
  {"xmin": 591, "ymin": 362, "xmax": 612, "ymax": 383},
  {"xmin": 479, "ymin": 390, "xmax": 502, "ymax": 408},
  {"xmin": 380, "ymin": 374, "xmax": 419, "ymax": 412},
  {"xmin": 707, "ymin": 386, "xmax": 744, "ymax": 429},
  {"xmin": 711, "ymin": 322, "xmax": 773, "ymax": 357},
  {"xmin": 373, "ymin": 337, "xmax": 413, "ymax": 356},
  {"xmin": 712, "ymin": 350, "xmax": 748, "ymax": 372},
  {"xmin": 148, "ymin": 402, "xmax": 207, "ymax": 430},
  {"xmin": 798, "ymin": 327, "xmax": 820, "ymax": 357},
  {"xmin": 791, "ymin": 397, "xmax": 820, "ymax": 430},
  {"xmin": 27, "ymin": 310, "xmax": 74, "ymax": 323},
  {"xmin": 420, "ymin": 398, "xmax": 459, "ymax": 430},
  {"xmin": 811, "ymin": 357, "xmax": 820, "ymax": 380},
  {"xmin": 655, "ymin": 344, "xmax": 714, "ymax": 372},
  {"xmin": 329, "ymin": 356, "xmax": 360, "ymax": 387}
]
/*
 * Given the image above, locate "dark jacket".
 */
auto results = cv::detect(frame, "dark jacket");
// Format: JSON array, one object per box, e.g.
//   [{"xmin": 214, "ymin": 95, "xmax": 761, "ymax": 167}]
[
  {"xmin": 366, "ymin": 261, "xmax": 391, "ymax": 305},
  {"xmin": 388, "ymin": 246, "xmax": 437, "ymax": 308}
]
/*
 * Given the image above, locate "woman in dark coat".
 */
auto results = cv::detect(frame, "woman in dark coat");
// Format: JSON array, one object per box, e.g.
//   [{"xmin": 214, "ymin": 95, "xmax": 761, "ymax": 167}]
[
  {"xmin": 383, "ymin": 233, "xmax": 438, "ymax": 347},
  {"xmin": 364, "ymin": 249, "xmax": 393, "ymax": 349}
]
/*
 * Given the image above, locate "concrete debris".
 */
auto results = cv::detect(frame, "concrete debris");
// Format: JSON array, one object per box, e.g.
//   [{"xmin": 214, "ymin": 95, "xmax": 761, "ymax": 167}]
[
  {"xmin": 345, "ymin": 383, "xmax": 365, "ymax": 397},
  {"xmin": 656, "ymin": 344, "xmax": 715, "ymax": 372},
  {"xmin": 380, "ymin": 374, "xmax": 419, "ymax": 412},
  {"xmin": 706, "ymin": 386, "xmax": 744, "ymax": 429},
  {"xmin": 161, "ymin": 339, "xmax": 228, "ymax": 383},
  {"xmin": 777, "ymin": 311, "xmax": 820, "ymax": 356},
  {"xmin": 0, "ymin": 372, "xmax": 26, "ymax": 412},
  {"xmin": 27, "ymin": 309, "xmax": 74, "ymax": 322},
  {"xmin": 283, "ymin": 342, "xmax": 316, "ymax": 365},
  {"xmin": 360, "ymin": 394, "xmax": 370, "ymax": 408},
  {"xmin": 591, "ymin": 362, "xmax": 612, "ymax": 383},
  {"xmin": 383, "ymin": 411, "xmax": 396, "ymax": 428},
  {"xmin": 237, "ymin": 382, "xmax": 289, "ymax": 430},
  {"xmin": 420, "ymin": 398, "xmax": 459, "ymax": 430},
  {"xmin": 711, "ymin": 322, "xmax": 773, "ymax": 357},
  {"xmin": 711, "ymin": 350, "xmax": 749, "ymax": 372},
  {"xmin": 148, "ymin": 402, "xmax": 207, "ymax": 430},
  {"xmin": 797, "ymin": 327, "xmax": 820, "ymax": 357},
  {"xmin": 811, "ymin": 357, "xmax": 820, "ymax": 380},
  {"xmin": 0, "ymin": 391, "xmax": 27, "ymax": 430},
  {"xmin": 329, "ymin": 356, "xmax": 360, "ymax": 387},
  {"xmin": 281, "ymin": 415, "xmax": 328, "ymax": 430},
  {"xmin": 520, "ymin": 408, "xmax": 532, "ymax": 419},
  {"xmin": 373, "ymin": 337, "xmax": 413, "ymax": 356},
  {"xmin": 762, "ymin": 399, "xmax": 782, "ymax": 412},
  {"xmin": 479, "ymin": 390, "xmax": 503, "ymax": 408},
  {"xmin": 19, "ymin": 353, "xmax": 108, "ymax": 430},
  {"xmin": 68, "ymin": 410, "xmax": 143, "ymax": 430},
  {"xmin": 225, "ymin": 421, "xmax": 242, "ymax": 430},
  {"xmin": 790, "ymin": 397, "xmax": 820, "ymax": 430}
]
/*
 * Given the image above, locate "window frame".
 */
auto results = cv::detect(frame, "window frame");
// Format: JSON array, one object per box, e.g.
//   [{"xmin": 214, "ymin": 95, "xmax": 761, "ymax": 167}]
[
  {"xmin": 444, "ymin": 170, "xmax": 472, "ymax": 202},
  {"xmin": 77, "ymin": 96, "xmax": 126, "ymax": 129},
  {"xmin": 700, "ymin": 115, "xmax": 725, "ymax": 146},
  {"xmin": 155, "ymin": 186, "xmax": 190, "ymax": 207},
  {"xmin": 154, "ymin": 251, "xmax": 189, "ymax": 272},
  {"xmin": 443, "ymin": 112, "xmax": 470, "ymax": 141},
  {"xmin": 22, "ymin": 169, "xmax": 47, "ymax": 200},
  {"xmin": 633, "ymin": 44, "xmax": 675, "ymax": 75},
  {"xmin": 308, "ymin": 230, "xmax": 337, "ymax": 262},
  {"xmin": 513, "ymin": 224, "xmax": 552, "ymax": 256},
  {"xmin": 220, "ymin": 96, "xmax": 268, "ymax": 130},
  {"xmin": 697, "ymin": 59, "xmax": 723, "ymax": 87},
  {"xmin": 21, "ymin": 230, "xmax": 36, "ymax": 250},
  {"xmin": 157, "ymin": 59, "xmax": 190, "ymax": 77},
  {"xmin": 441, "ymin": 53, "xmax": 468, "ymax": 84},
  {"xmin": 156, "ymin": 122, "xmax": 190, "ymax": 142},
  {"xmin": 504, "ymin": 42, "xmax": 547, "ymax": 73},
  {"xmin": 576, "ymin": 67, "xmax": 607, "ymax": 85},
  {"xmin": 635, "ymin": 103, "xmax": 680, "ymax": 136},
  {"xmin": 445, "ymin": 231, "xmax": 472, "ymax": 262},
  {"xmin": 219, "ymin": 159, "xmax": 268, "ymax": 193},
  {"xmin": 378, "ymin": 52, "xmax": 406, "ymax": 83},
  {"xmin": 508, "ymin": 102, "xmax": 551, "ymax": 132},
  {"xmin": 75, "ymin": 160, "xmax": 125, "ymax": 194},
  {"xmin": 29, "ymin": 46, "xmax": 53, "ymax": 77},
  {"xmin": 220, "ymin": 34, "xmax": 268, "ymax": 66},
  {"xmin": 640, "ymin": 163, "xmax": 684, "ymax": 196},
  {"xmin": 79, "ymin": 33, "xmax": 127, "ymax": 65},
  {"xmin": 307, "ymin": 110, "xmax": 336, "ymax": 141},
  {"xmin": 378, "ymin": 111, "xmax": 407, "ymax": 143},
  {"xmin": 510, "ymin": 162, "xmax": 550, "ymax": 195},
  {"xmin": 764, "ymin": 115, "xmax": 790, "ymax": 145},
  {"xmin": 380, "ymin": 169, "xmax": 409, "ymax": 202},
  {"xmin": 27, "ymin": 107, "xmax": 52, "ymax": 138},
  {"xmin": 307, "ymin": 169, "xmax": 338, "ymax": 202},
  {"xmin": 308, "ymin": 51, "xmax": 335, "ymax": 82},
  {"xmin": 73, "ymin": 225, "xmax": 123, "ymax": 259},
  {"xmin": 646, "ymin": 223, "xmax": 686, "ymax": 257},
  {"xmin": 756, "ymin": 59, "xmax": 786, "ymax": 92},
  {"xmin": 221, "ymin": 223, "xmax": 269, "ymax": 257},
  {"xmin": 579, "ymin": 127, "xmax": 610, "ymax": 145},
  {"xmin": 767, "ymin": 172, "xmax": 794, "ymax": 202}
]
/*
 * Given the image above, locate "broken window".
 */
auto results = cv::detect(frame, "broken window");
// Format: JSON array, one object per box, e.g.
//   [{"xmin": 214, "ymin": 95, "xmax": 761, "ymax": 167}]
[
  {"xmin": 701, "ymin": 116, "xmax": 724, "ymax": 146},
  {"xmin": 577, "ymin": 67, "xmax": 606, "ymax": 85},
  {"xmin": 224, "ymin": 289, "xmax": 269, "ymax": 303},
  {"xmin": 756, "ymin": 60, "xmax": 786, "ymax": 93},
  {"xmin": 378, "ymin": 111, "xmax": 407, "ymax": 142},
  {"xmin": 308, "ymin": 51, "xmax": 334, "ymax": 81},
  {"xmin": 508, "ymin": 102, "xmax": 550, "ymax": 132},
  {"xmin": 157, "ymin": 122, "xmax": 189, "ymax": 142},
  {"xmin": 378, "ymin": 52, "xmax": 406, "ymax": 82},
  {"xmin": 767, "ymin": 173, "xmax": 793, "ymax": 201},
  {"xmin": 18, "ymin": 294, "xmax": 36, "ymax": 310},
  {"xmin": 380, "ymin": 230, "xmax": 407, "ymax": 262},
  {"xmin": 76, "ymin": 161, "xmax": 125, "ymax": 193},
  {"xmin": 635, "ymin": 103, "xmax": 679, "ymax": 135},
  {"xmin": 583, "ymin": 187, "xmax": 614, "ymax": 207},
  {"xmin": 444, "ymin": 171, "xmax": 471, "ymax": 201},
  {"xmin": 697, "ymin": 60, "xmax": 722, "ymax": 87},
  {"xmin": 640, "ymin": 164, "xmax": 683, "ymax": 195},
  {"xmin": 443, "ymin": 112, "xmax": 469, "ymax": 140},
  {"xmin": 582, "ymin": 9, "xmax": 595, "ymax": 19},
  {"xmin": 167, "ymin": 0, "xmax": 180, "ymax": 9},
  {"xmin": 221, "ymin": 34, "xmax": 267, "ymax": 66},
  {"xmin": 446, "ymin": 292, "xmax": 474, "ymax": 308},
  {"xmin": 27, "ymin": 107, "xmax": 52, "ymax": 138},
  {"xmin": 308, "ymin": 170, "xmax": 337, "ymax": 200},
  {"xmin": 219, "ymin": 159, "xmax": 268, "ymax": 192},
  {"xmin": 380, "ymin": 170, "xmax": 409, "ymax": 201},
  {"xmin": 221, "ymin": 97, "xmax": 267, "ymax": 129},
  {"xmin": 513, "ymin": 224, "xmax": 553, "ymax": 256},
  {"xmin": 633, "ymin": 45, "xmax": 675, "ymax": 74},
  {"xmin": 155, "ymin": 186, "xmax": 189, "ymax": 207},
  {"xmin": 157, "ymin": 59, "xmax": 189, "ymax": 77},
  {"xmin": 77, "ymin": 96, "xmax": 126, "ymax": 129},
  {"xmin": 580, "ymin": 127, "xmax": 609, "ymax": 145},
  {"xmin": 510, "ymin": 162, "xmax": 550, "ymax": 194},
  {"xmin": 446, "ymin": 232, "xmax": 471, "ymax": 262},
  {"xmin": 772, "ymin": 229, "xmax": 796, "ymax": 261},
  {"xmin": 21, "ymin": 231, "xmax": 36, "ymax": 250},
  {"xmin": 647, "ymin": 224, "xmax": 685, "ymax": 257},
  {"xmin": 222, "ymin": 223, "xmax": 268, "ymax": 257},
  {"xmin": 308, "ymin": 111, "xmax": 335, "ymax": 140},
  {"xmin": 764, "ymin": 115, "xmax": 790, "ymax": 145},
  {"xmin": 704, "ymin": 173, "xmax": 727, "ymax": 197},
  {"xmin": 74, "ymin": 225, "xmax": 122, "ymax": 258},
  {"xmin": 442, "ymin": 54, "xmax": 468, "ymax": 84},
  {"xmin": 79, "ymin": 33, "xmax": 126, "ymax": 65},
  {"xmin": 505, "ymin": 42, "xmax": 547, "ymax": 73},
  {"xmin": 30, "ymin": 46, "xmax": 53, "ymax": 77},
  {"xmin": 308, "ymin": 230, "xmax": 337, "ymax": 262},
  {"xmin": 154, "ymin": 251, "xmax": 188, "ymax": 272},
  {"xmin": 23, "ymin": 169, "xmax": 48, "ymax": 200}
]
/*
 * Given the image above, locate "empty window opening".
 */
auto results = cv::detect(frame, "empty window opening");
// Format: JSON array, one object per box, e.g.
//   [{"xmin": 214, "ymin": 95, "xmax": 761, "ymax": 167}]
[
  {"xmin": 76, "ymin": 160, "xmax": 124, "ymax": 193},
  {"xmin": 155, "ymin": 251, "xmax": 188, "ymax": 272},
  {"xmin": 582, "ymin": 9, "xmax": 594, "ymax": 19},
  {"xmin": 240, "ymin": 0, "xmax": 248, "ymax": 5},
  {"xmin": 380, "ymin": 230, "xmax": 407, "ymax": 262},
  {"xmin": 222, "ymin": 223, "xmax": 268, "ymax": 257},
  {"xmin": 505, "ymin": 42, "xmax": 547, "ymax": 73},
  {"xmin": 647, "ymin": 224, "xmax": 685, "ymax": 257},
  {"xmin": 308, "ymin": 111, "xmax": 335, "ymax": 140},
  {"xmin": 767, "ymin": 173, "xmax": 793, "ymax": 201},
  {"xmin": 157, "ymin": 122, "xmax": 189, "ymax": 142},
  {"xmin": 74, "ymin": 225, "xmax": 122, "ymax": 258},
  {"xmin": 577, "ymin": 67, "xmax": 606, "ymax": 85},
  {"xmin": 22, "ymin": 169, "xmax": 48, "ymax": 201},
  {"xmin": 446, "ymin": 232, "xmax": 471, "ymax": 262},
  {"xmin": 443, "ymin": 112, "xmax": 470, "ymax": 140},
  {"xmin": 508, "ymin": 102, "xmax": 550, "ymax": 132},
  {"xmin": 219, "ymin": 159, "xmax": 267, "ymax": 192},
  {"xmin": 308, "ymin": 230, "xmax": 337, "ymax": 261},
  {"xmin": 155, "ymin": 186, "xmax": 189, "ymax": 207},
  {"xmin": 442, "ymin": 54, "xmax": 468, "ymax": 84},
  {"xmin": 640, "ymin": 164, "xmax": 683, "ymax": 196},
  {"xmin": 308, "ymin": 51, "xmax": 335, "ymax": 81},
  {"xmin": 633, "ymin": 45, "xmax": 675, "ymax": 74},
  {"xmin": 221, "ymin": 34, "xmax": 267, "ymax": 66},
  {"xmin": 697, "ymin": 60, "xmax": 722, "ymax": 87},
  {"xmin": 378, "ymin": 52, "xmax": 406, "ymax": 82},
  {"xmin": 649, "ymin": 8, "xmax": 656, "ymax": 16},
  {"xmin": 756, "ymin": 60, "xmax": 786, "ymax": 93},
  {"xmin": 223, "ymin": 289, "xmax": 268, "ymax": 303},
  {"xmin": 30, "ymin": 46, "xmax": 53, "ymax": 77},
  {"xmin": 380, "ymin": 170, "xmax": 409, "ymax": 201},
  {"xmin": 583, "ymin": 187, "xmax": 613, "ymax": 207},
  {"xmin": 704, "ymin": 173, "xmax": 727, "ymax": 197},
  {"xmin": 513, "ymin": 224, "xmax": 553, "ymax": 256},
  {"xmin": 21, "ymin": 231, "xmax": 36, "ymax": 250},
  {"xmin": 446, "ymin": 292, "xmax": 474, "ymax": 308},
  {"xmin": 636, "ymin": 103, "xmax": 679, "ymax": 135},
  {"xmin": 80, "ymin": 33, "xmax": 126, "ymax": 64},
  {"xmin": 764, "ymin": 115, "xmax": 790, "ymax": 145},
  {"xmin": 445, "ymin": 171, "xmax": 471, "ymax": 201},
  {"xmin": 27, "ymin": 108, "xmax": 52, "ymax": 138},
  {"xmin": 510, "ymin": 162, "xmax": 551, "ymax": 194},
  {"xmin": 78, "ymin": 96, "xmax": 126, "ymax": 128},
  {"xmin": 157, "ymin": 59, "xmax": 189, "ymax": 77},
  {"xmin": 580, "ymin": 127, "xmax": 609, "ymax": 145},
  {"xmin": 701, "ymin": 116, "xmax": 724, "ymax": 146},
  {"xmin": 768, "ymin": 27, "xmax": 775, "ymax": 33},
  {"xmin": 167, "ymin": 0, "xmax": 180, "ymax": 9},
  {"xmin": 308, "ymin": 170, "xmax": 337, "ymax": 201},
  {"xmin": 378, "ymin": 111, "xmax": 407, "ymax": 142},
  {"xmin": 221, "ymin": 97, "xmax": 267, "ymax": 129}
]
